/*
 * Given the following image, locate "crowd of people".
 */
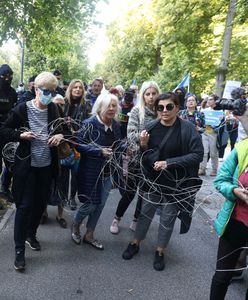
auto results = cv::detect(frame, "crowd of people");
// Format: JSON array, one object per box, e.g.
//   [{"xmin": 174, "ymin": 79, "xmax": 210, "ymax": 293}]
[{"xmin": 0, "ymin": 63, "xmax": 247, "ymax": 299}]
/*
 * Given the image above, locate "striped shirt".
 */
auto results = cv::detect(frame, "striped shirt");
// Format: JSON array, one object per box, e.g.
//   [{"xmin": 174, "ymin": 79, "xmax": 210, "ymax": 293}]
[{"xmin": 27, "ymin": 100, "xmax": 51, "ymax": 167}]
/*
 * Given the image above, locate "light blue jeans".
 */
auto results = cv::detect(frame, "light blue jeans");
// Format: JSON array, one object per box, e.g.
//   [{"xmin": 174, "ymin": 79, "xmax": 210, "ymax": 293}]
[{"xmin": 74, "ymin": 176, "xmax": 112, "ymax": 231}]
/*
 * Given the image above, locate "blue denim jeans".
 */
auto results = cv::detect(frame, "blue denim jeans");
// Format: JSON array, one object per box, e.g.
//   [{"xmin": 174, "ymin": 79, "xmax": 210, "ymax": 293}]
[{"xmin": 74, "ymin": 176, "xmax": 112, "ymax": 231}]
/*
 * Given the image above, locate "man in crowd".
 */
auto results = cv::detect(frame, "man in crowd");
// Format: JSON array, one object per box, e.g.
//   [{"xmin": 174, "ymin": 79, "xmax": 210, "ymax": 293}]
[
  {"xmin": 53, "ymin": 70, "xmax": 65, "ymax": 97},
  {"xmin": 17, "ymin": 75, "xmax": 36, "ymax": 104},
  {"xmin": 85, "ymin": 78, "xmax": 103, "ymax": 106}
]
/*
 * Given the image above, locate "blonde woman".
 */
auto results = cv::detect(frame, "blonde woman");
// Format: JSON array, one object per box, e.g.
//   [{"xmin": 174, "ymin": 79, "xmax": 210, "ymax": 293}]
[
  {"xmin": 110, "ymin": 81, "xmax": 160, "ymax": 234},
  {"xmin": 61, "ymin": 79, "xmax": 91, "ymax": 210}
]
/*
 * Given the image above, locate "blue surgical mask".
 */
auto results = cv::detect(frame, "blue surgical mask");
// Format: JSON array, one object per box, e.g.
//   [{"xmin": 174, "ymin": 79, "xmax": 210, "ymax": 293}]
[{"xmin": 39, "ymin": 88, "xmax": 53, "ymax": 105}]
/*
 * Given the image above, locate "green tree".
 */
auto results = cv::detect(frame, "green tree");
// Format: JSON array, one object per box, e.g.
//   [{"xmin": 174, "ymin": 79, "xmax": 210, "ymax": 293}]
[
  {"xmin": 96, "ymin": 0, "xmax": 248, "ymax": 95},
  {"xmin": 0, "ymin": 0, "xmax": 100, "ymax": 83}
]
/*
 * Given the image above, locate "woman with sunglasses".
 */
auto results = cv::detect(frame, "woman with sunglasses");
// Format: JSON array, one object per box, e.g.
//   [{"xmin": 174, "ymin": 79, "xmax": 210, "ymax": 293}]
[
  {"xmin": 0, "ymin": 71, "xmax": 64, "ymax": 271},
  {"xmin": 122, "ymin": 92, "xmax": 203, "ymax": 271}
]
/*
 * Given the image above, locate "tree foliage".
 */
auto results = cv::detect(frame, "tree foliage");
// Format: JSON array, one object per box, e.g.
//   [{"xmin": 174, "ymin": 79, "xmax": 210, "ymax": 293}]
[
  {"xmin": 0, "ymin": 0, "xmax": 100, "ymax": 83},
  {"xmin": 95, "ymin": 0, "xmax": 248, "ymax": 95}
]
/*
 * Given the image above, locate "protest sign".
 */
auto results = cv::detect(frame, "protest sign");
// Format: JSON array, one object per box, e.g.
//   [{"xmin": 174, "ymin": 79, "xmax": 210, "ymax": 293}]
[
  {"xmin": 223, "ymin": 80, "xmax": 241, "ymax": 99},
  {"xmin": 204, "ymin": 110, "xmax": 224, "ymax": 127}
]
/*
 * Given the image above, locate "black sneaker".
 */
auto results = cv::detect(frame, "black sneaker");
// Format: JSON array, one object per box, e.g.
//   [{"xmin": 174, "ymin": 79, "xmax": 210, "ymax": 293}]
[
  {"xmin": 14, "ymin": 251, "xmax": 25, "ymax": 271},
  {"xmin": 122, "ymin": 243, "xmax": 139, "ymax": 260},
  {"xmin": 153, "ymin": 251, "xmax": 165, "ymax": 271},
  {"xmin": 26, "ymin": 237, "xmax": 41, "ymax": 251}
]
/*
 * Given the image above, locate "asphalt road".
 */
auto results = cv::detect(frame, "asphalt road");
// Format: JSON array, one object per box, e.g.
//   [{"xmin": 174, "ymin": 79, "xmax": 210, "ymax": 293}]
[{"xmin": 0, "ymin": 189, "xmax": 247, "ymax": 300}]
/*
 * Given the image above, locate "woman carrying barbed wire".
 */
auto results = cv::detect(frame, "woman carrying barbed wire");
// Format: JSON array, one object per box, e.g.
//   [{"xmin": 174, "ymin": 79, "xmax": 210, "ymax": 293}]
[
  {"xmin": 0, "ymin": 71, "xmax": 64, "ymax": 271},
  {"xmin": 122, "ymin": 92, "xmax": 203, "ymax": 271}
]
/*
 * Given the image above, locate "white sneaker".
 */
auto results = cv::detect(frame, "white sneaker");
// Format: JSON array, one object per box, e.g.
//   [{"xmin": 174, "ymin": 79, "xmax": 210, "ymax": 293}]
[
  {"xmin": 129, "ymin": 220, "xmax": 137, "ymax": 232},
  {"xmin": 110, "ymin": 218, "xmax": 120, "ymax": 234}
]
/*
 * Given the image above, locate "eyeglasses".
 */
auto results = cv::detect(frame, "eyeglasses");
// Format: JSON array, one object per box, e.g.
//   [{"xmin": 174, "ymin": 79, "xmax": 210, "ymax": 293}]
[
  {"xmin": 157, "ymin": 103, "xmax": 175, "ymax": 112},
  {"xmin": 39, "ymin": 87, "xmax": 57, "ymax": 97}
]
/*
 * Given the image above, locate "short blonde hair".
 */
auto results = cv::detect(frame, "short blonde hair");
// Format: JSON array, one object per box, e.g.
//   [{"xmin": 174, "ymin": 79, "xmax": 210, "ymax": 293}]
[
  {"xmin": 92, "ymin": 93, "xmax": 119, "ymax": 119},
  {"xmin": 35, "ymin": 71, "xmax": 58, "ymax": 90}
]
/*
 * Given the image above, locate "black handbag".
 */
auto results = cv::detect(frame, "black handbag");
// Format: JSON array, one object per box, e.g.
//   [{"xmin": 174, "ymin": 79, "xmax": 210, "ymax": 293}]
[{"xmin": 142, "ymin": 125, "xmax": 175, "ymax": 172}]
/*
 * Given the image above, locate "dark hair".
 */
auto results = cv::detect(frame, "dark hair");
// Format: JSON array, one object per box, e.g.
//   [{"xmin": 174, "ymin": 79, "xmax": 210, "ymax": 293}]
[
  {"xmin": 63, "ymin": 80, "xmax": 70, "ymax": 86},
  {"xmin": 29, "ymin": 75, "xmax": 37, "ymax": 83},
  {"xmin": 231, "ymin": 87, "xmax": 246, "ymax": 99},
  {"xmin": 154, "ymin": 92, "xmax": 179, "ymax": 110},
  {"xmin": 209, "ymin": 94, "xmax": 219, "ymax": 101},
  {"xmin": 53, "ymin": 69, "xmax": 62, "ymax": 76}
]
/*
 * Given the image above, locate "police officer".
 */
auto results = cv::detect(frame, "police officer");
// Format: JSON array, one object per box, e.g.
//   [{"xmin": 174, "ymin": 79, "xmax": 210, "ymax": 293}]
[{"xmin": 0, "ymin": 64, "xmax": 17, "ymax": 200}]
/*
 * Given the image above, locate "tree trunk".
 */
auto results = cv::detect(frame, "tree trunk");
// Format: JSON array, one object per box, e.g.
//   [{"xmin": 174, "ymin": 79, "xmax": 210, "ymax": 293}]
[
  {"xmin": 215, "ymin": 0, "xmax": 237, "ymax": 97},
  {"xmin": 154, "ymin": 47, "xmax": 162, "ymax": 73}
]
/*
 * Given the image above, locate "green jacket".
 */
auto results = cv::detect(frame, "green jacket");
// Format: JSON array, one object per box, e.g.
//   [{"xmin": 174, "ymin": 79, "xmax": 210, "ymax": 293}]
[{"xmin": 214, "ymin": 138, "xmax": 248, "ymax": 236}]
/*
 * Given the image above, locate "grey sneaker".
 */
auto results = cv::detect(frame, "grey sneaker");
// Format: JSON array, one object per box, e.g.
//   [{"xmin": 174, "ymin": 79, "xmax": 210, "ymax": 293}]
[{"xmin": 71, "ymin": 223, "xmax": 81, "ymax": 245}]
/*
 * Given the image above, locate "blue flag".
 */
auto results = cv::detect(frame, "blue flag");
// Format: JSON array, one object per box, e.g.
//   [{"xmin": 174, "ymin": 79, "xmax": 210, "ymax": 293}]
[{"xmin": 174, "ymin": 73, "xmax": 190, "ymax": 91}]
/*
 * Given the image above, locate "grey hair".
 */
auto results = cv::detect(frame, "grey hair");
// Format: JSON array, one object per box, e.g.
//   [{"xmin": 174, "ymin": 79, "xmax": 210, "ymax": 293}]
[
  {"xmin": 92, "ymin": 93, "xmax": 120, "ymax": 119},
  {"xmin": 137, "ymin": 81, "xmax": 161, "ymax": 123}
]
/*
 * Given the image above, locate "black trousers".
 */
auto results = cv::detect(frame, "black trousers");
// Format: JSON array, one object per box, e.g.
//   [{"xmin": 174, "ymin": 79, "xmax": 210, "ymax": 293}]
[
  {"xmin": 210, "ymin": 219, "xmax": 248, "ymax": 300},
  {"xmin": 14, "ymin": 166, "xmax": 52, "ymax": 252},
  {"xmin": 115, "ymin": 161, "xmax": 142, "ymax": 220}
]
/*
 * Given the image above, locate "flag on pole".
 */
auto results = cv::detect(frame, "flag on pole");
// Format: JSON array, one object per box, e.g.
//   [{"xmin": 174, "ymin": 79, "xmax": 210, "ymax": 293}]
[{"xmin": 174, "ymin": 73, "xmax": 190, "ymax": 92}]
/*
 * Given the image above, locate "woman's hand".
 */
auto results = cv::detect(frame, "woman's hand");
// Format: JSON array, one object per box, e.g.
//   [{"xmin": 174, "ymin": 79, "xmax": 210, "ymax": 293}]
[
  {"xmin": 140, "ymin": 130, "xmax": 150, "ymax": 149},
  {"xmin": 20, "ymin": 131, "xmax": 36, "ymax": 141},
  {"xmin": 102, "ymin": 147, "xmax": 113, "ymax": 159},
  {"xmin": 233, "ymin": 187, "xmax": 248, "ymax": 205},
  {"xmin": 48, "ymin": 134, "xmax": 64, "ymax": 147},
  {"xmin": 153, "ymin": 160, "xmax": 167, "ymax": 171}
]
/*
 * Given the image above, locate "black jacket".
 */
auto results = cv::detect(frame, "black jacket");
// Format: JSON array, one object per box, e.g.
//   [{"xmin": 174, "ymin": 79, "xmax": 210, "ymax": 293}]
[
  {"xmin": 17, "ymin": 90, "xmax": 35, "ymax": 104},
  {"xmin": 145, "ymin": 117, "xmax": 204, "ymax": 233},
  {"xmin": 0, "ymin": 85, "xmax": 17, "ymax": 122},
  {"xmin": 0, "ymin": 101, "xmax": 61, "ymax": 204}
]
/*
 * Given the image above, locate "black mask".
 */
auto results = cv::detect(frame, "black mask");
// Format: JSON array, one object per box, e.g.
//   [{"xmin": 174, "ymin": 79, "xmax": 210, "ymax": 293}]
[{"xmin": 0, "ymin": 77, "xmax": 12, "ymax": 89}]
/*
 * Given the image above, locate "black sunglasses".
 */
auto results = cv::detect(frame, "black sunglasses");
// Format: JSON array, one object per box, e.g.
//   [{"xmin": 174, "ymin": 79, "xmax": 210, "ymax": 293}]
[
  {"xmin": 39, "ymin": 87, "xmax": 57, "ymax": 97},
  {"xmin": 157, "ymin": 103, "xmax": 175, "ymax": 112}
]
